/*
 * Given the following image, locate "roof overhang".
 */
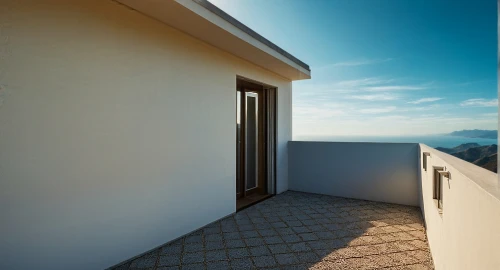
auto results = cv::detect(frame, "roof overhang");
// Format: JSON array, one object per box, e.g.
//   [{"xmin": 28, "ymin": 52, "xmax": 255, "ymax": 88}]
[{"xmin": 116, "ymin": 0, "xmax": 311, "ymax": 81}]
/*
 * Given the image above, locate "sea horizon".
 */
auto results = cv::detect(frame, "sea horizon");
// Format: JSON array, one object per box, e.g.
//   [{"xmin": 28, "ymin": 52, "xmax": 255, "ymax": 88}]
[{"xmin": 293, "ymin": 134, "xmax": 498, "ymax": 149}]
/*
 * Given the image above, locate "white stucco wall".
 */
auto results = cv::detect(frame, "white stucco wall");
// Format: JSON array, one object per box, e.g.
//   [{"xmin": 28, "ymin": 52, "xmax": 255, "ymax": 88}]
[
  {"xmin": 419, "ymin": 144, "xmax": 500, "ymax": 270},
  {"xmin": 288, "ymin": 142, "xmax": 420, "ymax": 206},
  {"xmin": 0, "ymin": 1, "xmax": 292, "ymax": 269}
]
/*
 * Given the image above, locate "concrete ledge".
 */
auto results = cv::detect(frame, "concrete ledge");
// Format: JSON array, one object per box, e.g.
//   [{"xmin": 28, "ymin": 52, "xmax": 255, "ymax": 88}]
[
  {"xmin": 419, "ymin": 144, "xmax": 500, "ymax": 270},
  {"xmin": 425, "ymin": 144, "xmax": 499, "ymax": 200}
]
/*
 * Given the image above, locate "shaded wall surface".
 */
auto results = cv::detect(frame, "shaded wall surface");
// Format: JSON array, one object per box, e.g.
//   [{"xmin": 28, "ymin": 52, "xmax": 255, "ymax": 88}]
[
  {"xmin": 0, "ymin": 1, "xmax": 292, "ymax": 269},
  {"xmin": 289, "ymin": 141, "xmax": 420, "ymax": 206}
]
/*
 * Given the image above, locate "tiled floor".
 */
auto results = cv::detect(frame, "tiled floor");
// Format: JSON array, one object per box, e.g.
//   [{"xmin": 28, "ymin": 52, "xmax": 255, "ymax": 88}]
[{"xmin": 112, "ymin": 191, "xmax": 433, "ymax": 270}]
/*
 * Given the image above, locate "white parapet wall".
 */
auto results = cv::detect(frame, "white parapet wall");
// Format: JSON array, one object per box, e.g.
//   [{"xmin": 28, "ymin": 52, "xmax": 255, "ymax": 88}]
[
  {"xmin": 419, "ymin": 144, "xmax": 500, "ymax": 270},
  {"xmin": 288, "ymin": 141, "xmax": 420, "ymax": 206}
]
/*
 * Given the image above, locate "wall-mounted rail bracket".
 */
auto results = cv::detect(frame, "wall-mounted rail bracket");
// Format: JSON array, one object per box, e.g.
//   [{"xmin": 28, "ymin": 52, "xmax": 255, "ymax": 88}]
[
  {"xmin": 423, "ymin": 152, "xmax": 431, "ymax": 171},
  {"xmin": 438, "ymin": 171, "xmax": 450, "ymax": 179}
]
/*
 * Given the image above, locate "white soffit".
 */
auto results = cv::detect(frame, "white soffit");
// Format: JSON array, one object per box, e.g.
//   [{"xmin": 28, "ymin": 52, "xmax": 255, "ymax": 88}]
[{"xmin": 116, "ymin": 0, "xmax": 311, "ymax": 81}]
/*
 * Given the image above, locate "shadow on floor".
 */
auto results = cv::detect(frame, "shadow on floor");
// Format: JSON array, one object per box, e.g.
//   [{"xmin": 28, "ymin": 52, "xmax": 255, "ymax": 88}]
[{"xmin": 111, "ymin": 191, "xmax": 434, "ymax": 270}]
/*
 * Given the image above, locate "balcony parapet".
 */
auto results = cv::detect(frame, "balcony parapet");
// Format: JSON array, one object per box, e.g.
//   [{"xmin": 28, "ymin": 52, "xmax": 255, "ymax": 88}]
[
  {"xmin": 288, "ymin": 141, "xmax": 420, "ymax": 206},
  {"xmin": 419, "ymin": 144, "xmax": 500, "ymax": 270}
]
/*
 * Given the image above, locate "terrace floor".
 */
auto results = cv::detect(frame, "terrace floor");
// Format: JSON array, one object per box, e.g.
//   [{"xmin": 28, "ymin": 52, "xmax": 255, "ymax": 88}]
[{"xmin": 113, "ymin": 191, "xmax": 433, "ymax": 270}]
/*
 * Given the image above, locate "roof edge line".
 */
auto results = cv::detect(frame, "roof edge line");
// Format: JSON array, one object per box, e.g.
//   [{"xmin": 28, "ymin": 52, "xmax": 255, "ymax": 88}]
[{"xmin": 191, "ymin": 0, "xmax": 311, "ymax": 71}]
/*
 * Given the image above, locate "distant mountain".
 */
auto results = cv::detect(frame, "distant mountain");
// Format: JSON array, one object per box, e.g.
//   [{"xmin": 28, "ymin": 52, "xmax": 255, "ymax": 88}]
[
  {"xmin": 473, "ymin": 153, "xmax": 497, "ymax": 173},
  {"xmin": 435, "ymin": 143, "xmax": 480, "ymax": 154},
  {"xmin": 448, "ymin": 129, "xmax": 497, "ymax": 139},
  {"xmin": 436, "ymin": 143, "xmax": 497, "ymax": 172},
  {"xmin": 452, "ymin": 144, "xmax": 497, "ymax": 163}
]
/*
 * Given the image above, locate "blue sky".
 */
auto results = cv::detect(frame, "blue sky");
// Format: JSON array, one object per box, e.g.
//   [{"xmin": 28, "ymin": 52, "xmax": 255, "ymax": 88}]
[{"xmin": 210, "ymin": 0, "xmax": 497, "ymax": 136}]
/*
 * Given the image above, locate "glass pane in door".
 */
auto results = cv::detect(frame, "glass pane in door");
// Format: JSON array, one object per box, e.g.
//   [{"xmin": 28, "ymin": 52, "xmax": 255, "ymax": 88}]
[
  {"xmin": 236, "ymin": 91, "xmax": 241, "ymax": 194},
  {"xmin": 245, "ymin": 92, "xmax": 258, "ymax": 190}
]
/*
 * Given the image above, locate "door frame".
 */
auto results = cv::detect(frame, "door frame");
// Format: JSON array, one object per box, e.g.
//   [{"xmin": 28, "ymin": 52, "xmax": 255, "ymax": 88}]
[{"xmin": 236, "ymin": 76, "xmax": 277, "ymax": 201}]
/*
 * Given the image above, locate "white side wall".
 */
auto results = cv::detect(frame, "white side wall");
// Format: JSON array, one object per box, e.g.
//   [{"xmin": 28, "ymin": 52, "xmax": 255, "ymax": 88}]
[
  {"xmin": 288, "ymin": 142, "xmax": 420, "ymax": 206},
  {"xmin": 0, "ymin": 1, "xmax": 292, "ymax": 269},
  {"xmin": 419, "ymin": 144, "xmax": 500, "ymax": 270}
]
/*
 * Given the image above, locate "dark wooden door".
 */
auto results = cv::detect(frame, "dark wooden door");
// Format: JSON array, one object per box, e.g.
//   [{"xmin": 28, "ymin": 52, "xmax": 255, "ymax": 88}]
[{"xmin": 236, "ymin": 83, "xmax": 266, "ymax": 199}]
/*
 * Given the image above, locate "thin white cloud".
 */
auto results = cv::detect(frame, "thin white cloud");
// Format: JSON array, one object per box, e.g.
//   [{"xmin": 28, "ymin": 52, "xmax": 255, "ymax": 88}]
[
  {"xmin": 408, "ymin": 97, "xmax": 443, "ymax": 104},
  {"xmin": 296, "ymin": 82, "xmax": 358, "ymax": 94},
  {"xmin": 296, "ymin": 77, "xmax": 432, "ymax": 96},
  {"xmin": 454, "ymin": 79, "xmax": 494, "ymax": 86},
  {"xmin": 332, "ymin": 58, "xmax": 393, "ymax": 67},
  {"xmin": 359, "ymin": 106, "xmax": 397, "ymax": 114},
  {"xmin": 294, "ymin": 77, "xmax": 392, "ymax": 95},
  {"xmin": 362, "ymin": 85, "xmax": 427, "ymax": 91},
  {"xmin": 336, "ymin": 77, "xmax": 394, "ymax": 88},
  {"xmin": 399, "ymin": 104, "xmax": 440, "ymax": 112},
  {"xmin": 349, "ymin": 93, "xmax": 399, "ymax": 101},
  {"xmin": 294, "ymin": 106, "xmax": 345, "ymax": 119},
  {"xmin": 460, "ymin": 98, "xmax": 498, "ymax": 107},
  {"xmin": 374, "ymin": 115, "xmax": 409, "ymax": 121}
]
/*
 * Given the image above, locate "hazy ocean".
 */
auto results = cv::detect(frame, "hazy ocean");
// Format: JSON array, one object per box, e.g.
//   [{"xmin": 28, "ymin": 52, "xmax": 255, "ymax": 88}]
[{"xmin": 294, "ymin": 135, "xmax": 498, "ymax": 148}]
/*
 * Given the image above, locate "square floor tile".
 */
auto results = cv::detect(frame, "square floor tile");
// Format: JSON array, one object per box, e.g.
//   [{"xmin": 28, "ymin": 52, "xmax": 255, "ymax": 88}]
[
  {"xmin": 253, "ymin": 255, "xmax": 277, "ymax": 268},
  {"xmin": 230, "ymin": 258, "xmax": 254, "ymax": 269},
  {"xmin": 296, "ymin": 251, "xmax": 320, "ymax": 263},
  {"xmin": 205, "ymin": 241, "xmax": 224, "ymax": 251},
  {"xmin": 249, "ymin": 246, "xmax": 271, "ymax": 256},
  {"xmin": 275, "ymin": 253, "xmax": 300, "ymax": 265},
  {"xmin": 241, "ymin": 230, "xmax": 260, "ymax": 239},
  {"xmin": 264, "ymin": 236, "xmax": 283, "ymax": 244},
  {"xmin": 205, "ymin": 250, "xmax": 227, "ymax": 262},
  {"xmin": 158, "ymin": 255, "xmax": 179, "ymax": 267},
  {"xmin": 182, "ymin": 252, "xmax": 204, "ymax": 264},
  {"xmin": 244, "ymin": 237, "xmax": 265, "ymax": 246},
  {"xmin": 227, "ymin": 248, "xmax": 250, "ymax": 259},
  {"xmin": 225, "ymin": 239, "xmax": 245, "ymax": 248},
  {"xmin": 206, "ymin": 260, "xmax": 230, "ymax": 270}
]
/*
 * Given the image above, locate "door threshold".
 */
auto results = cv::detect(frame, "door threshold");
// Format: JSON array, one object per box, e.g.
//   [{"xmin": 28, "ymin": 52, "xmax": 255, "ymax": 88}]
[{"xmin": 236, "ymin": 194, "xmax": 273, "ymax": 211}]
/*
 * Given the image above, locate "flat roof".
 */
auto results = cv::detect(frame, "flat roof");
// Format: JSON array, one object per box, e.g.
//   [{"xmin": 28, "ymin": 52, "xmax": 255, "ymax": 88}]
[
  {"xmin": 193, "ymin": 0, "xmax": 310, "ymax": 72},
  {"xmin": 117, "ymin": 0, "xmax": 311, "ymax": 80}
]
